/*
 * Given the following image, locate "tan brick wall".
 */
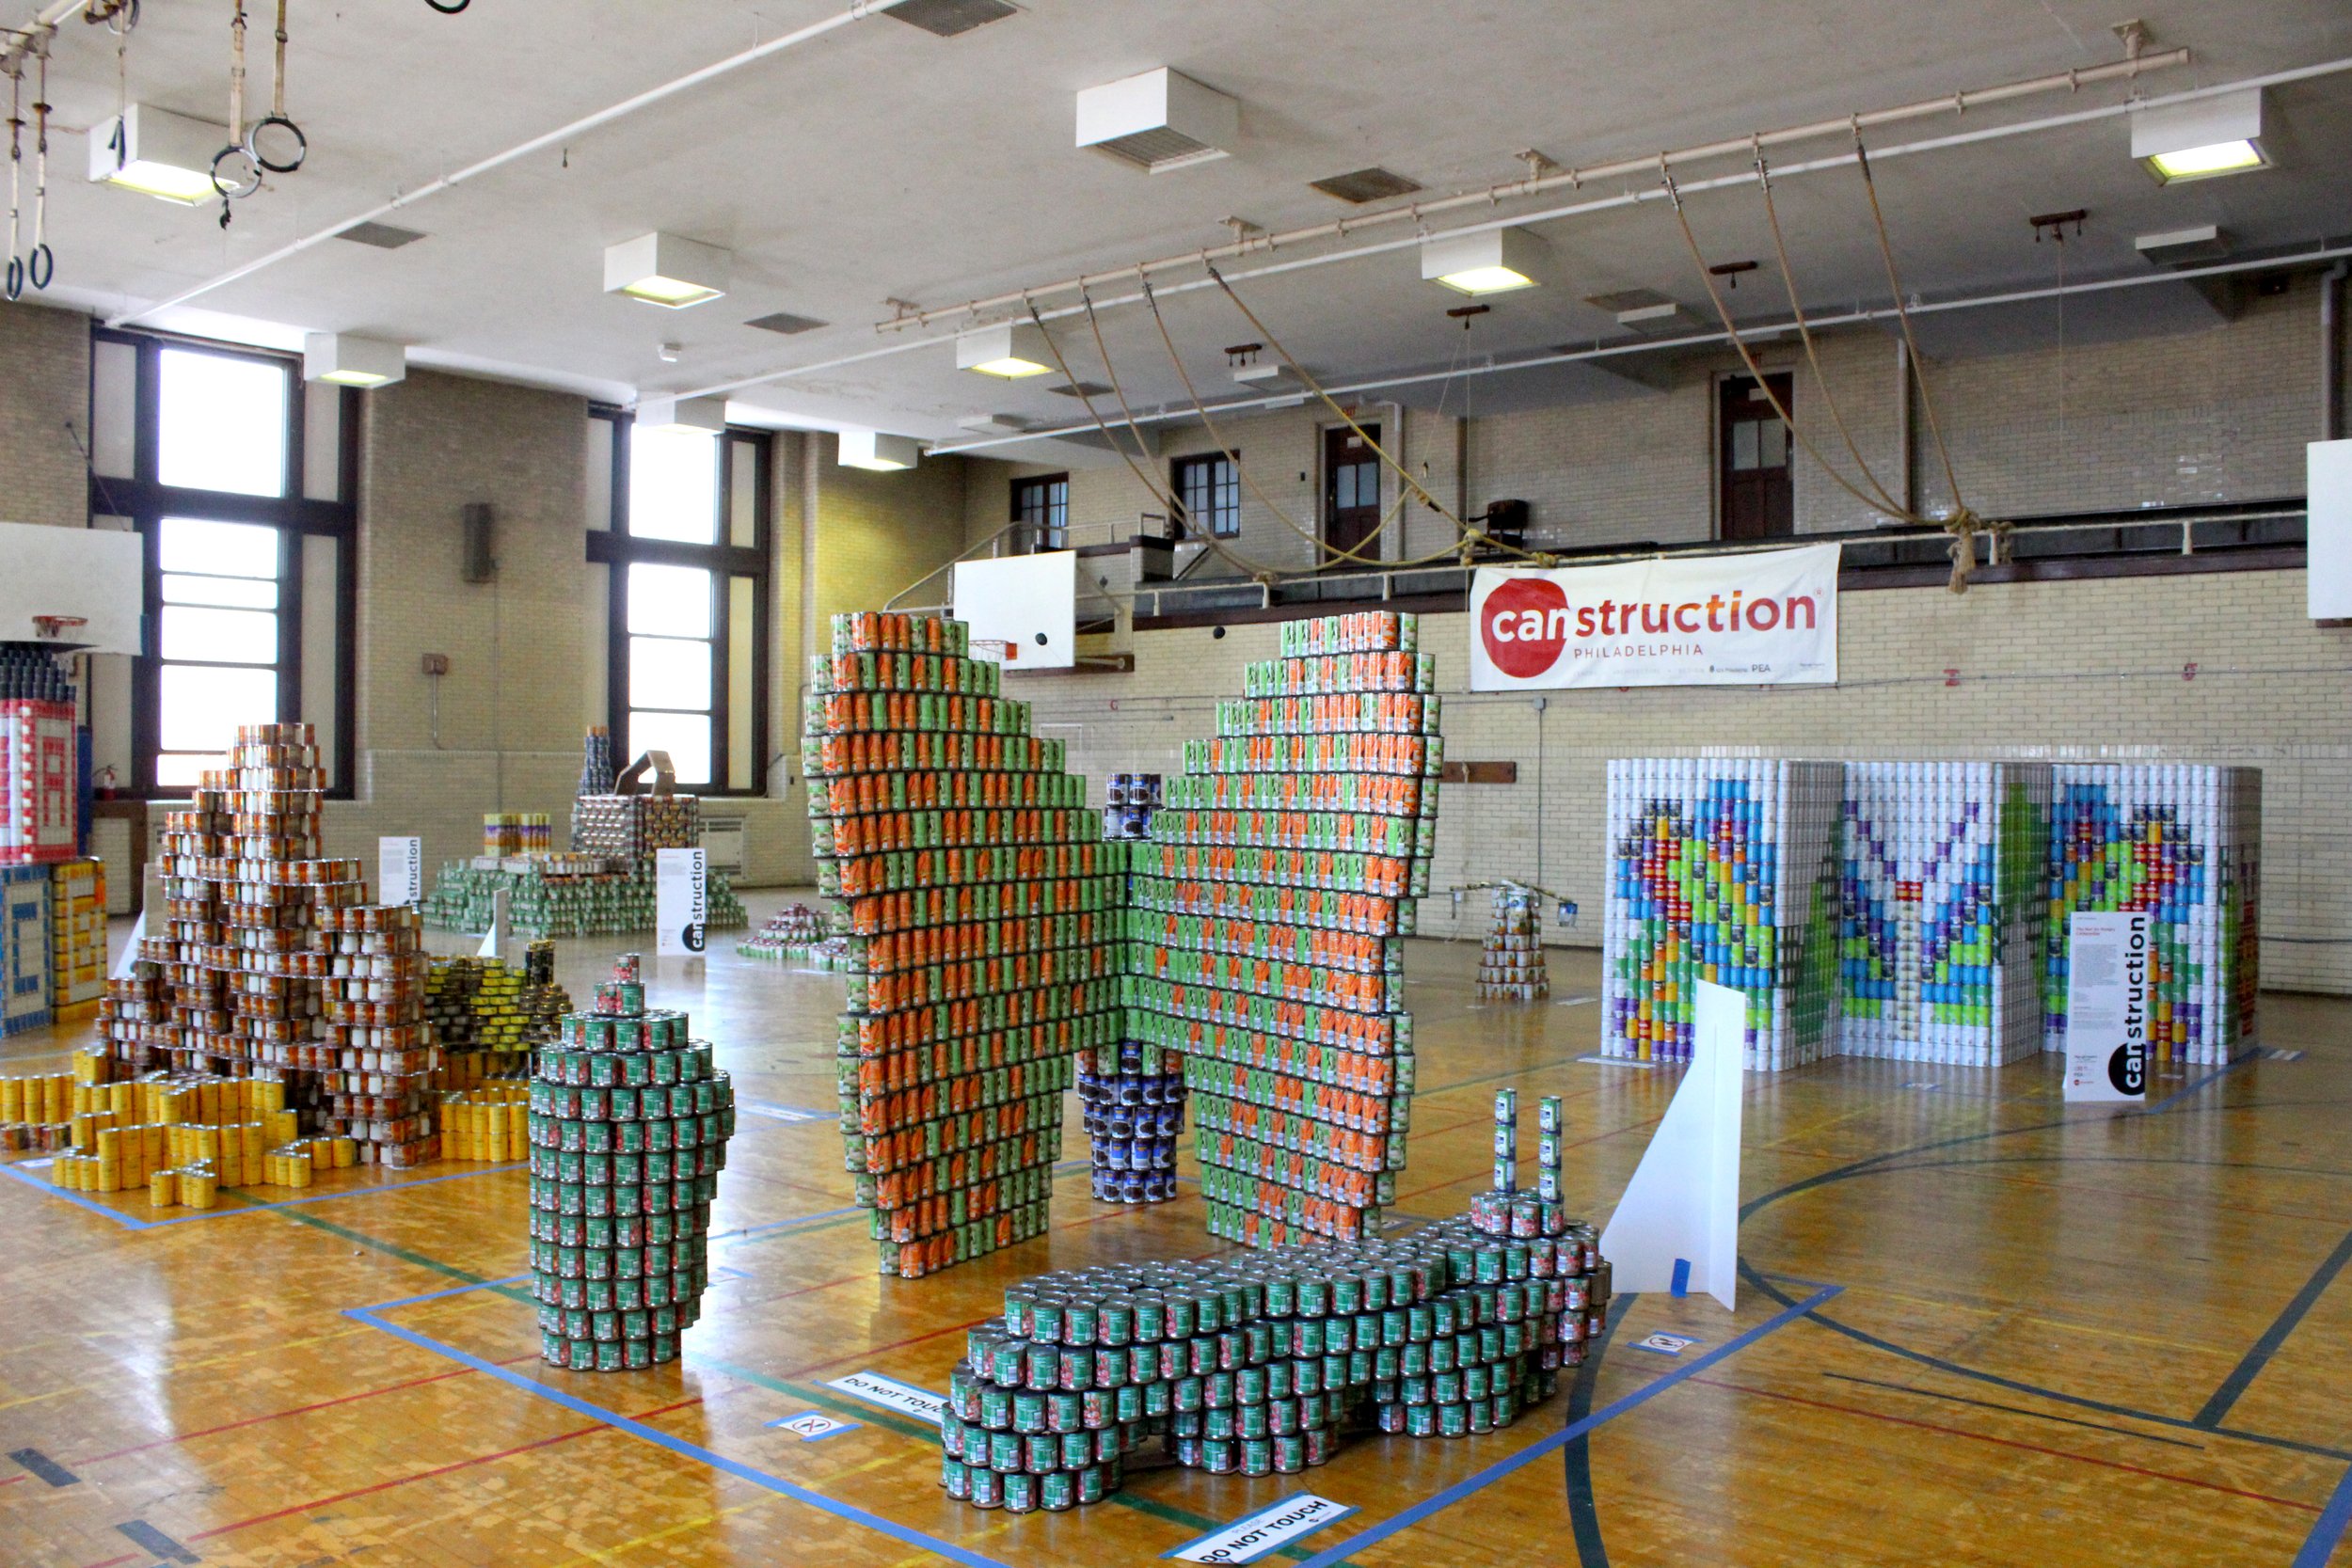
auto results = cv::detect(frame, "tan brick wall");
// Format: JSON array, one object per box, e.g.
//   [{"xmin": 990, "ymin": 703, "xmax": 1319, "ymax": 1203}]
[
  {"xmin": 0, "ymin": 300, "xmax": 91, "ymax": 531},
  {"xmin": 1009, "ymin": 570, "xmax": 2352, "ymax": 995}
]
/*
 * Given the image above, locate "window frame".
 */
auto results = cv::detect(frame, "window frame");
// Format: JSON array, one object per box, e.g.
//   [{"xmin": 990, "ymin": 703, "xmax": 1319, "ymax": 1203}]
[
  {"xmin": 586, "ymin": 406, "xmax": 772, "ymax": 797},
  {"xmin": 1171, "ymin": 451, "xmax": 1242, "ymax": 539},
  {"xmin": 1009, "ymin": 472, "xmax": 1070, "ymax": 552},
  {"xmin": 90, "ymin": 327, "xmax": 359, "ymax": 800}
]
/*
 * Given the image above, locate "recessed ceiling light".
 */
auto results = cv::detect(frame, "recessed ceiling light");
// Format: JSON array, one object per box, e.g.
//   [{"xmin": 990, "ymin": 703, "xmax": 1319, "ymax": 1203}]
[
  {"xmin": 744, "ymin": 310, "xmax": 827, "ymax": 336},
  {"xmin": 2132, "ymin": 87, "xmax": 2270, "ymax": 184},
  {"xmin": 1421, "ymin": 228, "xmax": 1544, "ymax": 296},
  {"xmin": 1076, "ymin": 68, "xmax": 1238, "ymax": 173},
  {"xmin": 957, "ymin": 321, "xmax": 1056, "ymax": 379},
  {"xmin": 302, "ymin": 333, "xmax": 406, "ymax": 388},
  {"xmin": 337, "ymin": 221, "xmax": 429, "ymax": 250},
  {"xmin": 86, "ymin": 104, "xmax": 225, "ymax": 205},
  {"xmin": 637, "ymin": 396, "xmax": 726, "ymax": 435},
  {"xmin": 1310, "ymin": 166, "xmax": 1422, "ymax": 204},
  {"xmin": 604, "ymin": 232, "xmax": 731, "ymax": 309},
  {"xmin": 838, "ymin": 430, "xmax": 921, "ymax": 471}
]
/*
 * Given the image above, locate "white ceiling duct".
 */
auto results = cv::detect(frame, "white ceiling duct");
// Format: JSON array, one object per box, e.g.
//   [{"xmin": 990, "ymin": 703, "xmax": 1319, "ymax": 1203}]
[{"xmin": 1075, "ymin": 68, "xmax": 1238, "ymax": 173}]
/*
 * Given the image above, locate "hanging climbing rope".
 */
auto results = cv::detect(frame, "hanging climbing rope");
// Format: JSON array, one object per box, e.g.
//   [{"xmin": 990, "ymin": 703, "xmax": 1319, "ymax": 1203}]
[
  {"xmin": 4, "ymin": 48, "xmax": 24, "ymax": 302},
  {"xmin": 26, "ymin": 32, "xmax": 52, "ymax": 291},
  {"xmin": 246, "ymin": 0, "xmax": 305, "ymax": 173}
]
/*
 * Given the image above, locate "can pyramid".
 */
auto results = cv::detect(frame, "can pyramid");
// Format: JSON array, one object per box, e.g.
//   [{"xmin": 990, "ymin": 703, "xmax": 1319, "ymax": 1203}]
[{"xmin": 804, "ymin": 611, "xmax": 1121, "ymax": 1278}]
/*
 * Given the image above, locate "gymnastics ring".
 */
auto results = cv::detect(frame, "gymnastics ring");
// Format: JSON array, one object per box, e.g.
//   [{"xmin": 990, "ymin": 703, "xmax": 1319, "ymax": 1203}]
[
  {"xmin": 424, "ymin": 0, "xmax": 469, "ymax": 11},
  {"xmin": 26, "ymin": 242, "xmax": 51, "ymax": 291},
  {"xmin": 4, "ymin": 257, "xmax": 21, "ymax": 303},
  {"xmin": 246, "ymin": 114, "xmax": 306, "ymax": 174},
  {"xmin": 211, "ymin": 143, "xmax": 262, "ymax": 199}
]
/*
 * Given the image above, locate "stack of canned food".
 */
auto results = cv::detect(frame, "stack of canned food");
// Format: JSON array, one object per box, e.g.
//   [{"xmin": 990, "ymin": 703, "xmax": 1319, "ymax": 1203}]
[
  {"xmin": 1076, "ymin": 1040, "xmax": 1183, "ymax": 1203},
  {"xmin": 1121, "ymin": 611, "xmax": 1442, "ymax": 1247},
  {"xmin": 1101, "ymin": 773, "xmax": 1162, "ymax": 841},
  {"xmin": 1475, "ymin": 882, "xmax": 1549, "ymax": 1003},
  {"xmin": 940, "ymin": 1091, "xmax": 1608, "ymax": 1514},
  {"xmin": 804, "ymin": 611, "xmax": 1121, "ymax": 1277},
  {"xmin": 528, "ymin": 952, "xmax": 736, "ymax": 1370}
]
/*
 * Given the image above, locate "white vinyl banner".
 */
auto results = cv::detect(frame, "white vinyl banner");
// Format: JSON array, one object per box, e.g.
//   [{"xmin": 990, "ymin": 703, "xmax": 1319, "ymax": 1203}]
[
  {"xmin": 1469, "ymin": 544, "xmax": 1839, "ymax": 690},
  {"xmin": 2062, "ymin": 911, "xmax": 2151, "ymax": 1103},
  {"xmin": 656, "ymin": 847, "xmax": 707, "ymax": 958}
]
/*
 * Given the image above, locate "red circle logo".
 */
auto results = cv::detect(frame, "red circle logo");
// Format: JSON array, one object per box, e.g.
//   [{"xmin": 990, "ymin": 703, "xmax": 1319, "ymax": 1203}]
[{"xmin": 1481, "ymin": 578, "xmax": 1569, "ymax": 679}]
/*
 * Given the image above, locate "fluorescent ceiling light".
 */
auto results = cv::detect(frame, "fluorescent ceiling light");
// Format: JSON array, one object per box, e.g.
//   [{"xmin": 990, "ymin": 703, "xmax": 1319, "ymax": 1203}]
[
  {"xmin": 1421, "ymin": 228, "xmax": 1544, "ymax": 296},
  {"xmin": 2132, "ymin": 87, "xmax": 2269, "ymax": 184},
  {"xmin": 604, "ymin": 232, "xmax": 731, "ymax": 309},
  {"xmin": 957, "ymin": 321, "xmax": 1055, "ymax": 379},
  {"xmin": 838, "ymin": 430, "xmax": 921, "ymax": 471},
  {"xmin": 87, "ymin": 104, "xmax": 225, "ymax": 205},
  {"xmin": 303, "ymin": 333, "xmax": 405, "ymax": 388},
  {"xmin": 636, "ymin": 395, "xmax": 726, "ymax": 435}
]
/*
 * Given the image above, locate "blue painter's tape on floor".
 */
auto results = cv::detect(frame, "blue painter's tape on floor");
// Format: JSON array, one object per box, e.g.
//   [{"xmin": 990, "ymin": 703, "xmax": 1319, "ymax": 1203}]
[
  {"xmin": 1669, "ymin": 1259, "xmax": 1690, "ymax": 1298},
  {"xmin": 2293, "ymin": 1463, "xmax": 2352, "ymax": 1568},
  {"xmin": 1284, "ymin": 1286, "xmax": 1842, "ymax": 1568},
  {"xmin": 343, "ymin": 1306, "xmax": 1021, "ymax": 1568}
]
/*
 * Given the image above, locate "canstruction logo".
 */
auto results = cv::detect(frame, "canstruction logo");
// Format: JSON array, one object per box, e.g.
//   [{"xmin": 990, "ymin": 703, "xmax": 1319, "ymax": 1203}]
[{"xmin": 1468, "ymin": 544, "xmax": 1840, "ymax": 691}]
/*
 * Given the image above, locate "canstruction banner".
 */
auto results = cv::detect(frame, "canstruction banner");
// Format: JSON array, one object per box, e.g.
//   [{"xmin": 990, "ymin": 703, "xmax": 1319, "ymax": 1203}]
[{"xmin": 1469, "ymin": 544, "xmax": 1839, "ymax": 690}]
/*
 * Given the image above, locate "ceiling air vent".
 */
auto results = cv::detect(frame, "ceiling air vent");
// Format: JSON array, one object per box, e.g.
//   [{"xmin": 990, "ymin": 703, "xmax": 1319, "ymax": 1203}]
[
  {"xmin": 1076, "ymin": 68, "xmax": 1238, "ymax": 174},
  {"xmin": 1046, "ymin": 380, "xmax": 1113, "ymax": 399},
  {"xmin": 1310, "ymin": 166, "xmax": 1421, "ymax": 204},
  {"xmin": 336, "ymin": 221, "xmax": 427, "ymax": 250},
  {"xmin": 2135, "ymin": 225, "xmax": 2231, "ymax": 266},
  {"xmin": 744, "ymin": 310, "xmax": 828, "ymax": 335},
  {"xmin": 888, "ymin": 0, "xmax": 1019, "ymax": 37}
]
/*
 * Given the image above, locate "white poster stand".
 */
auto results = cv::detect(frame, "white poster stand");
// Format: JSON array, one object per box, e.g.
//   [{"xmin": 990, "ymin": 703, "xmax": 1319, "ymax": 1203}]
[
  {"xmin": 378, "ymin": 836, "xmax": 423, "ymax": 908},
  {"xmin": 111, "ymin": 911, "xmax": 145, "ymax": 979},
  {"xmin": 657, "ymin": 847, "xmax": 707, "ymax": 958},
  {"xmin": 2062, "ymin": 911, "xmax": 2150, "ymax": 1103},
  {"xmin": 477, "ymin": 887, "xmax": 509, "ymax": 963},
  {"xmin": 1598, "ymin": 978, "xmax": 1746, "ymax": 1311}
]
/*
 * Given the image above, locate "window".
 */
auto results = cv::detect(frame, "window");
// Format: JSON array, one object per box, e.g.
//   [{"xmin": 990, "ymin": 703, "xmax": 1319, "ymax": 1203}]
[
  {"xmin": 1172, "ymin": 452, "xmax": 1241, "ymax": 538},
  {"xmin": 1010, "ymin": 473, "xmax": 1069, "ymax": 552},
  {"xmin": 587, "ymin": 409, "xmax": 770, "ymax": 794},
  {"xmin": 87, "ymin": 332, "xmax": 356, "ymax": 796}
]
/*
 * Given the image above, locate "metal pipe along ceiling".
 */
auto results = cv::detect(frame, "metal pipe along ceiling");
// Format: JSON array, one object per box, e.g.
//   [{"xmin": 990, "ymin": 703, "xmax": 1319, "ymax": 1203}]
[
  {"xmin": 103, "ymin": 0, "xmax": 913, "ymax": 328},
  {"xmin": 673, "ymin": 54, "xmax": 2352, "ymax": 410}
]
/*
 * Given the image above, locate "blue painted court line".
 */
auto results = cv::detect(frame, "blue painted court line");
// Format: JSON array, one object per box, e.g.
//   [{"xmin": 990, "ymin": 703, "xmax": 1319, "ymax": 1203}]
[
  {"xmin": 2194, "ymin": 1222, "xmax": 2352, "ymax": 1429},
  {"xmin": 1287, "ymin": 1285, "xmax": 1842, "ymax": 1568},
  {"xmin": 2293, "ymin": 1462, "xmax": 2352, "ymax": 1568},
  {"xmin": 2143, "ymin": 1047, "xmax": 2262, "ymax": 1116},
  {"xmin": 0, "ymin": 1158, "xmax": 524, "ymax": 1231},
  {"xmin": 367, "ymin": 1273, "xmax": 532, "ymax": 1312},
  {"xmin": 343, "ymin": 1304, "xmax": 1021, "ymax": 1568}
]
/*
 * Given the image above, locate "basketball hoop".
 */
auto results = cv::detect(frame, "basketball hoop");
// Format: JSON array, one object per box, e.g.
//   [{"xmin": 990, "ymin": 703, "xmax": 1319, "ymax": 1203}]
[
  {"xmin": 972, "ymin": 638, "xmax": 1017, "ymax": 664},
  {"xmin": 30, "ymin": 615, "xmax": 87, "ymax": 641}
]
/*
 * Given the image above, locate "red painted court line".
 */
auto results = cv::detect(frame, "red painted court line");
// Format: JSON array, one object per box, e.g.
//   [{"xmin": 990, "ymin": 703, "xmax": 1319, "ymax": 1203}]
[
  {"xmin": 143, "ymin": 1393, "xmax": 706, "ymax": 1558},
  {"xmin": 75, "ymin": 1367, "xmax": 475, "ymax": 1465},
  {"xmin": 1693, "ymin": 1376, "xmax": 2323, "ymax": 1513}
]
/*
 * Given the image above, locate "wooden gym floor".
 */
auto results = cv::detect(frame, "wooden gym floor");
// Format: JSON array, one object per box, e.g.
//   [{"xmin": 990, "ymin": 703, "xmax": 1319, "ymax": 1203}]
[{"xmin": 3, "ymin": 892, "xmax": 2349, "ymax": 1568}]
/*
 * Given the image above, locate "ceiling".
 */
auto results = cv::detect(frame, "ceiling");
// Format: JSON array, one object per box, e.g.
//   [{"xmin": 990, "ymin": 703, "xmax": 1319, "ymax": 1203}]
[{"xmin": 16, "ymin": 0, "xmax": 2352, "ymax": 451}]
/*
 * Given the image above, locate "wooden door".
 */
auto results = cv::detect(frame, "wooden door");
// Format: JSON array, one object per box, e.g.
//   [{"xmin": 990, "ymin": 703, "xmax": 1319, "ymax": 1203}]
[
  {"xmin": 1323, "ymin": 424, "xmax": 1383, "ymax": 564},
  {"xmin": 1719, "ymin": 373, "xmax": 1794, "ymax": 540}
]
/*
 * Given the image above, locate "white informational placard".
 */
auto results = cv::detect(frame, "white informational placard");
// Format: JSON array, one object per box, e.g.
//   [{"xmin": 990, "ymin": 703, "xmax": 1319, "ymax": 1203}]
[
  {"xmin": 952, "ymin": 550, "xmax": 1077, "ymax": 671},
  {"xmin": 377, "ymin": 836, "xmax": 423, "ymax": 908},
  {"xmin": 0, "ymin": 522, "xmax": 145, "ymax": 653},
  {"xmin": 2311, "ymin": 438, "xmax": 2352, "ymax": 620},
  {"xmin": 2063, "ymin": 911, "xmax": 2151, "ymax": 1103},
  {"xmin": 1597, "ymin": 978, "xmax": 1745, "ymax": 1311},
  {"xmin": 1165, "ymin": 1494, "xmax": 1358, "ymax": 1564},
  {"xmin": 656, "ymin": 847, "xmax": 707, "ymax": 957},
  {"xmin": 824, "ymin": 1371, "xmax": 944, "ymax": 1421},
  {"xmin": 1469, "ymin": 544, "xmax": 1839, "ymax": 691}
]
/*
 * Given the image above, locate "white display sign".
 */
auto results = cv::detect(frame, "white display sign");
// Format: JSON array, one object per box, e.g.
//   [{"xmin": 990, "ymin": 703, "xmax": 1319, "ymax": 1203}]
[
  {"xmin": 656, "ymin": 847, "xmax": 707, "ymax": 958},
  {"xmin": 824, "ymin": 1371, "xmax": 945, "ymax": 1422},
  {"xmin": 952, "ymin": 549, "xmax": 1077, "ymax": 671},
  {"xmin": 377, "ymin": 836, "xmax": 423, "ymax": 908},
  {"xmin": 1597, "ymin": 978, "xmax": 1746, "ymax": 1311},
  {"xmin": 768, "ymin": 1412, "xmax": 858, "ymax": 1441},
  {"xmin": 2312, "ymin": 438, "xmax": 2352, "ymax": 620},
  {"xmin": 1165, "ymin": 1494, "xmax": 1357, "ymax": 1564},
  {"xmin": 2063, "ymin": 911, "xmax": 2151, "ymax": 1102},
  {"xmin": 1469, "ymin": 544, "xmax": 1839, "ymax": 691}
]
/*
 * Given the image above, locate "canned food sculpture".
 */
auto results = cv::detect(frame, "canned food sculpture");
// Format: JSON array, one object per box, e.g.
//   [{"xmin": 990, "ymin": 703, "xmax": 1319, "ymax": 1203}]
[
  {"xmin": 1838, "ymin": 762, "xmax": 2051, "ymax": 1066},
  {"xmin": 528, "ymin": 953, "xmax": 736, "ymax": 1370},
  {"xmin": 941, "ymin": 1090, "xmax": 1607, "ymax": 1512},
  {"xmin": 1125, "ymin": 611, "xmax": 1443, "ymax": 1245},
  {"xmin": 1476, "ymin": 882, "xmax": 1549, "ymax": 1002},
  {"xmin": 2044, "ymin": 764, "xmax": 2261, "ymax": 1065},
  {"xmin": 804, "ymin": 611, "xmax": 1121, "ymax": 1277},
  {"xmin": 1602, "ymin": 758, "xmax": 1843, "ymax": 1071}
]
